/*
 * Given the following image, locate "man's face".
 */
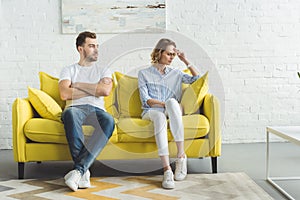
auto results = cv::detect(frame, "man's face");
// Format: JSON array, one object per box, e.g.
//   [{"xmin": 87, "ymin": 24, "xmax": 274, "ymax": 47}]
[{"xmin": 81, "ymin": 38, "xmax": 99, "ymax": 62}]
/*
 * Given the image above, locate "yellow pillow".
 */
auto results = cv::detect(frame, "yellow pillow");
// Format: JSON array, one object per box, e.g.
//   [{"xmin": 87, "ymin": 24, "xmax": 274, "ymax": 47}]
[
  {"xmin": 181, "ymin": 72, "xmax": 209, "ymax": 115},
  {"xmin": 104, "ymin": 72, "xmax": 119, "ymax": 118},
  {"xmin": 182, "ymin": 68, "xmax": 192, "ymax": 91},
  {"xmin": 39, "ymin": 72, "xmax": 66, "ymax": 109},
  {"xmin": 28, "ymin": 87, "xmax": 62, "ymax": 122},
  {"xmin": 115, "ymin": 72, "xmax": 143, "ymax": 118}
]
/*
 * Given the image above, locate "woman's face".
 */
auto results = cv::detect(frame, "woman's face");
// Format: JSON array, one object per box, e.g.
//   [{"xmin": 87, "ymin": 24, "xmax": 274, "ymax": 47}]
[{"xmin": 158, "ymin": 45, "xmax": 176, "ymax": 65}]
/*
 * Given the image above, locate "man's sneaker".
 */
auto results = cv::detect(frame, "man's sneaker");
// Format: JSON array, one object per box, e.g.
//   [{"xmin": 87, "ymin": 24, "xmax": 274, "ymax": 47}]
[
  {"xmin": 64, "ymin": 169, "xmax": 81, "ymax": 191},
  {"xmin": 78, "ymin": 169, "xmax": 91, "ymax": 189},
  {"xmin": 174, "ymin": 154, "xmax": 187, "ymax": 181},
  {"xmin": 162, "ymin": 169, "xmax": 175, "ymax": 189}
]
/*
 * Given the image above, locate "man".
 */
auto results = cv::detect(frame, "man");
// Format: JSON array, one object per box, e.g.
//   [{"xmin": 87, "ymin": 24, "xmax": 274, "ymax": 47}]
[{"xmin": 59, "ymin": 31, "xmax": 115, "ymax": 191}]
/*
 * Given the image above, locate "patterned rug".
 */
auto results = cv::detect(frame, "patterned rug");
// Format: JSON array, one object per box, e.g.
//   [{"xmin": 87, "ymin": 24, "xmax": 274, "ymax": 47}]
[{"xmin": 0, "ymin": 172, "xmax": 273, "ymax": 200}]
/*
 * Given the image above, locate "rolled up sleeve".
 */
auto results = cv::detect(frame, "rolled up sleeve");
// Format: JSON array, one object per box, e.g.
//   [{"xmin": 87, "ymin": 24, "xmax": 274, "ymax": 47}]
[
  {"xmin": 138, "ymin": 71, "xmax": 151, "ymax": 108},
  {"xmin": 181, "ymin": 72, "xmax": 200, "ymax": 84}
]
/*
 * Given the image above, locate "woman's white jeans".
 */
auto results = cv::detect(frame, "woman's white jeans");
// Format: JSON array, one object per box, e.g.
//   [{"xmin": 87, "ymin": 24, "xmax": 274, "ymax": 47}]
[{"xmin": 142, "ymin": 98, "xmax": 184, "ymax": 156}]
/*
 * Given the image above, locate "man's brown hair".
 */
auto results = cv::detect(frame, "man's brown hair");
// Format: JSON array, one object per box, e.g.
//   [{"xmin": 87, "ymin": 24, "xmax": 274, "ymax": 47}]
[{"xmin": 76, "ymin": 31, "xmax": 97, "ymax": 51}]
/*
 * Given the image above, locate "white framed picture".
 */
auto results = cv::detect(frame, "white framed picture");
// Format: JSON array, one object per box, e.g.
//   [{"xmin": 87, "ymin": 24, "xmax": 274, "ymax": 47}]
[{"xmin": 61, "ymin": 0, "xmax": 166, "ymax": 34}]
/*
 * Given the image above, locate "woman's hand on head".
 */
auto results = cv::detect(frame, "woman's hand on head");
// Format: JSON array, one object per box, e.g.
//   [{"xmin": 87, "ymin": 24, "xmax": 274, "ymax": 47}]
[{"xmin": 174, "ymin": 48, "xmax": 187, "ymax": 63}]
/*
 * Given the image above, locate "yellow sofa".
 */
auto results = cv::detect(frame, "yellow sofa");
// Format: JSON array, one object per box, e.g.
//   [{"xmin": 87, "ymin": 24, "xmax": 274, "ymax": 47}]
[{"xmin": 12, "ymin": 71, "xmax": 221, "ymax": 179}]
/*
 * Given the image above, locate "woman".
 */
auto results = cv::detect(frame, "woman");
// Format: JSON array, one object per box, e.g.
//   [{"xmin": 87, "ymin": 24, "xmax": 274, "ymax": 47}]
[{"xmin": 138, "ymin": 38, "xmax": 200, "ymax": 189}]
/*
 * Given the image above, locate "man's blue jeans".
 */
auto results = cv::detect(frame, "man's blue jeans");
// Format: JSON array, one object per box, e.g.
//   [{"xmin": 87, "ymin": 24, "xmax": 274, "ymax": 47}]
[{"xmin": 61, "ymin": 104, "xmax": 115, "ymax": 175}]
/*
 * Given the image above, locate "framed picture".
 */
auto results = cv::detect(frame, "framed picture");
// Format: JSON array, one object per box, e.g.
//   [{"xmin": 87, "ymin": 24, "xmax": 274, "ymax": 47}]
[{"xmin": 61, "ymin": 0, "xmax": 166, "ymax": 34}]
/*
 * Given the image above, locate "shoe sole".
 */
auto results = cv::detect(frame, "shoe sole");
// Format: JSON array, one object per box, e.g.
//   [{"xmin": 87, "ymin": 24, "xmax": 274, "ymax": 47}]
[
  {"xmin": 174, "ymin": 175, "xmax": 187, "ymax": 181},
  {"xmin": 162, "ymin": 184, "xmax": 175, "ymax": 189},
  {"xmin": 78, "ymin": 181, "xmax": 91, "ymax": 189}
]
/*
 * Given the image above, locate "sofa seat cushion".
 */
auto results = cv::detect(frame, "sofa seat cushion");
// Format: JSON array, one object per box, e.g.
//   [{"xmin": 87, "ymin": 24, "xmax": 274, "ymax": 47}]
[
  {"xmin": 117, "ymin": 114, "xmax": 209, "ymax": 143},
  {"xmin": 117, "ymin": 118, "xmax": 155, "ymax": 143},
  {"xmin": 182, "ymin": 114, "xmax": 210, "ymax": 139},
  {"xmin": 24, "ymin": 118, "xmax": 95, "ymax": 144}
]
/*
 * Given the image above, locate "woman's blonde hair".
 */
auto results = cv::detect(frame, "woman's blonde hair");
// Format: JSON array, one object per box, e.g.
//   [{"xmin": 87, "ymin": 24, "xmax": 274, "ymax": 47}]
[{"xmin": 151, "ymin": 38, "xmax": 176, "ymax": 64}]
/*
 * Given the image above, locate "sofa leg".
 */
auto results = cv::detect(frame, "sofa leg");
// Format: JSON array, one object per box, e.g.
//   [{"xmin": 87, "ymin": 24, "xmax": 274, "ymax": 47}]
[
  {"xmin": 211, "ymin": 157, "xmax": 217, "ymax": 173},
  {"xmin": 37, "ymin": 161, "xmax": 41, "ymax": 164},
  {"xmin": 18, "ymin": 162, "xmax": 25, "ymax": 179}
]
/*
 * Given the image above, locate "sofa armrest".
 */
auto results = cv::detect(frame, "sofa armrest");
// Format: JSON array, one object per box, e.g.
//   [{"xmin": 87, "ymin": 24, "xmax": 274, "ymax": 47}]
[
  {"xmin": 202, "ymin": 94, "xmax": 221, "ymax": 157},
  {"xmin": 12, "ymin": 98, "xmax": 35, "ymax": 162}
]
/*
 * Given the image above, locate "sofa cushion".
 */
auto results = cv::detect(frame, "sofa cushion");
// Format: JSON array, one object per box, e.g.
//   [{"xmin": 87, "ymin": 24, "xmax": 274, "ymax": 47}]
[
  {"xmin": 117, "ymin": 118, "xmax": 155, "ymax": 142},
  {"xmin": 28, "ymin": 87, "xmax": 62, "ymax": 122},
  {"xmin": 115, "ymin": 72, "xmax": 143, "ymax": 118},
  {"xmin": 39, "ymin": 72, "xmax": 66, "ymax": 109},
  {"xmin": 181, "ymin": 72, "xmax": 209, "ymax": 115},
  {"xmin": 117, "ymin": 114, "xmax": 209, "ymax": 143},
  {"xmin": 24, "ymin": 118, "xmax": 119, "ymax": 144},
  {"xmin": 24, "ymin": 118, "xmax": 94, "ymax": 144},
  {"xmin": 182, "ymin": 114, "xmax": 210, "ymax": 139}
]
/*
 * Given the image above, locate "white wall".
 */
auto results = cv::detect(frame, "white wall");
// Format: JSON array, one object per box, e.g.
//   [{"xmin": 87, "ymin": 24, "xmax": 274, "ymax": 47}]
[{"xmin": 1, "ymin": 0, "xmax": 300, "ymax": 149}]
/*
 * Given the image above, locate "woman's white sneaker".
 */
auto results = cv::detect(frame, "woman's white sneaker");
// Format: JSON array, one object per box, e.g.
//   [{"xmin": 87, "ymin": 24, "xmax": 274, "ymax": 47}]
[
  {"xmin": 162, "ymin": 169, "xmax": 175, "ymax": 189},
  {"xmin": 174, "ymin": 154, "xmax": 187, "ymax": 181}
]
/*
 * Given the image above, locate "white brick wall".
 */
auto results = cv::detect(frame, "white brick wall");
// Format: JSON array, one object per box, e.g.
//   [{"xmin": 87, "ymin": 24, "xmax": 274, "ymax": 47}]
[{"xmin": 1, "ymin": 0, "xmax": 300, "ymax": 149}]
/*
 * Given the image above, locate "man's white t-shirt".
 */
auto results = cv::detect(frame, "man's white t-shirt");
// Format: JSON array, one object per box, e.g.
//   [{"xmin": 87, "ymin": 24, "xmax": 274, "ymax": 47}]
[{"xmin": 59, "ymin": 63, "xmax": 112, "ymax": 110}]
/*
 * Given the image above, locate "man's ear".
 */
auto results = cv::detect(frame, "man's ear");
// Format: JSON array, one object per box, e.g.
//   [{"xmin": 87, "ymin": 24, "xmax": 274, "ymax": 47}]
[{"xmin": 77, "ymin": 46, "xmax": 83, "ymax": 52}]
